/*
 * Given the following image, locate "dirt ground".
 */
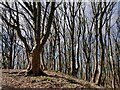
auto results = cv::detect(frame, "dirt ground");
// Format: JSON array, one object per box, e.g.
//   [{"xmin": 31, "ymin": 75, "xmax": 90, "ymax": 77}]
[{"xmin": 1, "ymin": 69, "xmax": 103, "ymax": 90}]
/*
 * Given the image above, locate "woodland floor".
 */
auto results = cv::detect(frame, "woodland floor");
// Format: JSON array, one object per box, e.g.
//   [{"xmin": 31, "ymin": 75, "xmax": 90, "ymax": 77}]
[{"xmin": 1, "ymin": 69, "xmax": 104, "ymax": 90}]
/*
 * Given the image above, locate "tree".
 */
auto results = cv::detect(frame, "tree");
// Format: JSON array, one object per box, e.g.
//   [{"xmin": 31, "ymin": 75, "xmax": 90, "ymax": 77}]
[
  {"xmin": 64, "ymin": 2, "xmax": 81, "ymax": 77},
  {"xmin": 0, "ymin": 1, "xmax": 56, "ymax": 76},
  {"xmin": 90, "ymin": 1, "xmax": 116, "ymax": 85}
]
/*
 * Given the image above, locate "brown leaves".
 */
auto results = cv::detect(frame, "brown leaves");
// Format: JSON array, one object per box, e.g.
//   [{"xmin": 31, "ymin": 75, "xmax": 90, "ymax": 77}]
[{"xmin": 2, "ymin": 69, "xmax": 103, "ymax": 89}]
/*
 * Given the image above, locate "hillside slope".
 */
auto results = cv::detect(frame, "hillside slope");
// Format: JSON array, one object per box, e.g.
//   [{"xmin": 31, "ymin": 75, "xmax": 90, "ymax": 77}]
[{"xmin": 1, "ymin": 69, "xmax": 104, "ymax": 89}]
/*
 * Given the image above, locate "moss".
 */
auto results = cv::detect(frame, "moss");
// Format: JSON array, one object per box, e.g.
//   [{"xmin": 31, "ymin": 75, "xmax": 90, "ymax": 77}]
[
  {"xmin": 67, "ymin": 77, "xmax": 77, "ymax": 84},
  {"xmin": 95, "ymin": 79, "xmax": 99, "ymax": 85}
]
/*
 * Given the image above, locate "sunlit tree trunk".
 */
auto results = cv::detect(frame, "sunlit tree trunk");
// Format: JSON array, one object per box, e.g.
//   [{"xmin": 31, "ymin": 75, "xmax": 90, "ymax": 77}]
[
  {"xmin": 97, "ymin": 2, "xmax": 105, "ymax": 85},
  {"xmin": 91, "ymin": 2, "xmax": 99, "ymax": 83}
]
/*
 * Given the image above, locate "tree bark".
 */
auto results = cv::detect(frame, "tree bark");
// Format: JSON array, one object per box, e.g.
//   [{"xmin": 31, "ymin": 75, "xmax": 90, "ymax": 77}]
[{"xmin": 26, "ymin": 45, "xmax": 47, "ymax": 76}]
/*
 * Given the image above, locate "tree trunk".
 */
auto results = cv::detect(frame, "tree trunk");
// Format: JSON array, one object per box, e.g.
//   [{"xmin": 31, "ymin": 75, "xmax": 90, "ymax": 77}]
[
  {"xmin": 71, "ymin": 2, "xmax": 76, "ymax": 77},
  {"xmin": 91, "ymin": 6, "xmax": 99, "ymax": 83},
  {"xmin": 42, "ymin": 48, "xmax": 47, "ymax": 70},
  {"xmin": 8, "ymin": 35, "xmax": 13, "ymax": 69},
  {"xmin": 97, "ymin": 2, "xmax": 105, "ymax": 85},
  {"xmin": 27, "ymin": 45, "xmax": 47, "ymax": 76},
  {"xmin": 58, "ymin": 34, "xmax": 62, "ymax": 72}
]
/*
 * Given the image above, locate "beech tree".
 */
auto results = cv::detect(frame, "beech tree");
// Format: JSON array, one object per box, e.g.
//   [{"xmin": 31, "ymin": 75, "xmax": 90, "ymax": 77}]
[{"xmin": 0, "ymin": 1, "xmax": 56, "ymax": 76}]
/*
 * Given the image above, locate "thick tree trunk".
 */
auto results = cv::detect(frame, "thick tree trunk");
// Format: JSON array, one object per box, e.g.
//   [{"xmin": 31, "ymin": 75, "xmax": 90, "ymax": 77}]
[
  {"xmin": 26, "ymin": 45, "xmax": 47, "ymax": 76},
  {"xmin": 26, "ymin": 2, "xmax": 55, "ymax": 76}
]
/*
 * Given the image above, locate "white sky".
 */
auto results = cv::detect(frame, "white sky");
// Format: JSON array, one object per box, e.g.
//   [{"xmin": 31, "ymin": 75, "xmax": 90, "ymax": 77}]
[{"xmin": 0, "ymin": 0, "xmax": 119, "ymax": 2}]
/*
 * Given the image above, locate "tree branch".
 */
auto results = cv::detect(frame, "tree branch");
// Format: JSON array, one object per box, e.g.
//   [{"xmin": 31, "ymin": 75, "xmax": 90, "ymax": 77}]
[{"xmin": 40, "ymin": 2, "xmax": 56, "ymax": 46}]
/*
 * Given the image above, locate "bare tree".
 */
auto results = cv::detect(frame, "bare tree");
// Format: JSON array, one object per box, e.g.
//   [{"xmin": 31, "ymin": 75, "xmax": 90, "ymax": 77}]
[{"xmin": 0, "ymin": 1, "xmax": 56, "ymax": 76}]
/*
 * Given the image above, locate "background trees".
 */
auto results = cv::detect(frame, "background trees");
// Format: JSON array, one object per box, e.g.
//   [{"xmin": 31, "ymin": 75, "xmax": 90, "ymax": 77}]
[{"xmin": 0, "ymin": 0, "xmax": 119, "ymax": 88}]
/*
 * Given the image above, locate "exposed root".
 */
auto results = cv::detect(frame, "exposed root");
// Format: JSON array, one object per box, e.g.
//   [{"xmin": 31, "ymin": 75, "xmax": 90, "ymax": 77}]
[
  {"xmin": 17, "ymin": 69, "xmax": 48, "ymax": 76},
  {"xmin": 17, "ymin": 70, "xmax": 27, "ymax": 76},
  {"xmin": 26, "ymin": 69, "xmax": 48, "ymax": 76},
  {"xmin": 39, "ymin": 69, "xmax": 48, "ymax": 76}
]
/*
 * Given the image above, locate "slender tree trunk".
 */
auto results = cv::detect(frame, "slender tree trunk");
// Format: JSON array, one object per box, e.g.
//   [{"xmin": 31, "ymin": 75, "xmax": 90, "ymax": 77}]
[
  {"xmin": 63, "ymin": 13, "xmax": 67, "ymax": 74},
  {"xmin": 58, "ymin": 34, "xmax": 62, "ymax": 72},
  {"xmin": 53, "ymin": 38, "xmax": 56, "ymax": 71},
  {"xmin": 71, "ymin": 35, "xmax": 76, "ymax": 76},
  {"xmin": 76, "ymin": 34, "xmax": 80, "ymax": 76},
  {"xmin": 71, "ymin": 2, "xmax": 76, "ymax": 77},
  {"xmin": 8, "ymin": 34, "xmax": 14, "ymax": 69},
  {"xmin": 68, "ymin": 44, "xmax": 72, "ymax": 75},
  {"xmin": 2, "ymin": 25, "xmax": 7, "ymax": 69},
  {"xmin": 97, "ymin": 3, "xmax": 105, "ymax": 85},
  {"xmin": 91, "ymin": 10, "xmax": 99, "ymax": 83}
]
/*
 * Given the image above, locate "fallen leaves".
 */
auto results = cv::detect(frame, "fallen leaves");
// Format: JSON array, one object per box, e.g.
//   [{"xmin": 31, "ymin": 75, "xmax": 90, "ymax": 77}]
[{"xmin": 1, "ymin": 69, "xmax": 104, "ymax": 89}]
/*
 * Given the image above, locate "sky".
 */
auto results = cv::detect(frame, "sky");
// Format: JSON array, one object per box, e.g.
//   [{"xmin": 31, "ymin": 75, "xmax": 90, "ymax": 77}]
[
  {"xmin": 0, "ymin": 0, "xmax": 119, "ymax": 2},
  {"xmin": 118, "ymin": 1, "xmax": 120, "ymax": 15}
]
